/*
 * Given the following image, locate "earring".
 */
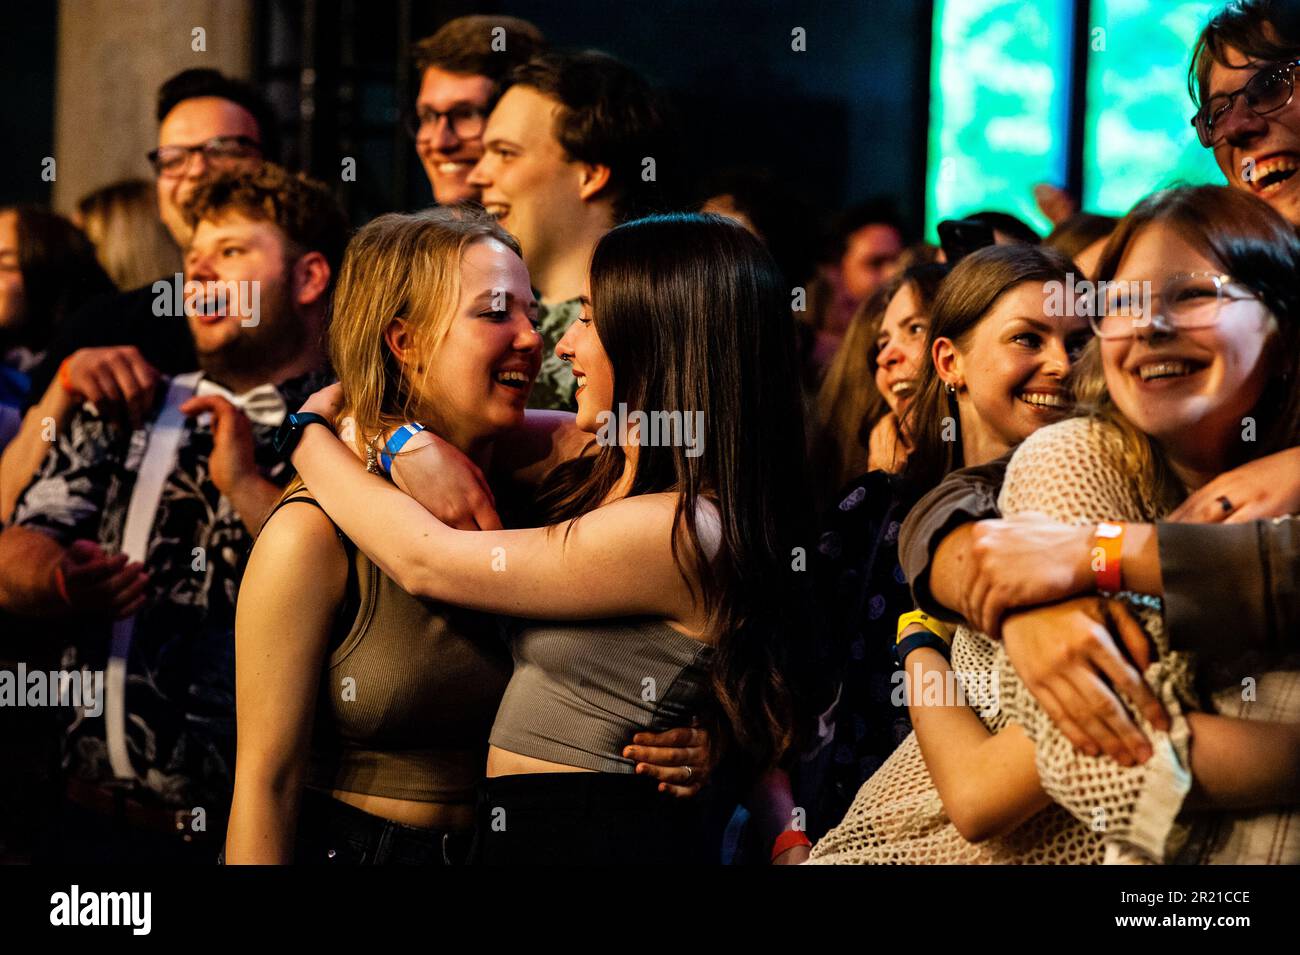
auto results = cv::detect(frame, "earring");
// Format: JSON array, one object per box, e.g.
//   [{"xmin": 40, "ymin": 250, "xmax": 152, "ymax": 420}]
[{"xmin": 946, "ymin": 383, "xmax": 956, "ymax": 394}]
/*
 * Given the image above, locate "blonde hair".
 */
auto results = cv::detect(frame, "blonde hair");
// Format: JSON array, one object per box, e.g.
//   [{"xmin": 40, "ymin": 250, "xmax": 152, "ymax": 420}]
[
  {"xmin": 76, "ymin": 180, "xmax": 181, "ymax": 290},
  {"xmin": 810, "ymin": 292, "xmax": 888, "ymax": 500},
  {"xmin": 1069, "ymin": 340, "xmax": 1183, "ymax": 516},
  {"xmin": 327, "ymin": 206, "xmax": 522, "ymax": 457}
]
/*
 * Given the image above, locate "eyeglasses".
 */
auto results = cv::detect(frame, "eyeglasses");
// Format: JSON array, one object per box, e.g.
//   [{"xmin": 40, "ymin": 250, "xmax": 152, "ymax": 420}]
[
  {"xmin": 403, "ymin": 104, "xmax": 487, "ymax": 141},
  {"xmin": 148, "ymin": 136, "xmax": 263, "ymax": 176},
  {"xmin": 1191, "ymin": 59, "xmax": 1300, "ymax": 148},
  {"xmin": 1090, "ymin": 272, "xmax": 1256, "ymax": 340}
]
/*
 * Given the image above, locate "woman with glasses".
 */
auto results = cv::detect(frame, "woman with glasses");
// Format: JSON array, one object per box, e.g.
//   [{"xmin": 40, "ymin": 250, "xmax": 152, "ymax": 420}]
[{"xmin": 810, "ymin": 185, "xmax": 1300, "ymax": 865}]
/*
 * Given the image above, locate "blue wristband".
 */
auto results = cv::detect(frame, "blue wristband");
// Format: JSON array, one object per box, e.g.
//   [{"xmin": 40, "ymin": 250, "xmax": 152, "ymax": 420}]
[{"xmin": 379, "ymin": 423, "xmax": 425, "ymax": 475}]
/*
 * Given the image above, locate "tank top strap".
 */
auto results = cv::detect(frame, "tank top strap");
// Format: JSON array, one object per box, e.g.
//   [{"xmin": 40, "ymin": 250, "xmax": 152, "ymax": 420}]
[{"xmin": 261, "ymin": 491, "xmax": 358, "ymax": 650}]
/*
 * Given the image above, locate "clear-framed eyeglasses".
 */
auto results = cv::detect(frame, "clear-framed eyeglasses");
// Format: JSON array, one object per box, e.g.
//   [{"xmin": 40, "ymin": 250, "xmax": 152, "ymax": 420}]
[{"xmin": 1089, "ymin": 272, "xmax": 1257, "ymax": 340}]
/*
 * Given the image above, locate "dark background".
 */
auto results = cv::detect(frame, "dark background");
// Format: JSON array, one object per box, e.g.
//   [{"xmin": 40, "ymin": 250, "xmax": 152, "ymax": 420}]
[{"xmin": 3, "ymin": 0, "xmax": 935, "ymax": 240}]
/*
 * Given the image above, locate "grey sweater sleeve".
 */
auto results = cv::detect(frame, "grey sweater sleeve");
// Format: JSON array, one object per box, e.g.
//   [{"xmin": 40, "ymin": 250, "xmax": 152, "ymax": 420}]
[
  {"xmin": 898, "ymin": 455, "xmax": 1010, "ymax": 623},
  {"xmin": 1157, "ymin": 516, "xmax": 1299, "ymax": 663}
]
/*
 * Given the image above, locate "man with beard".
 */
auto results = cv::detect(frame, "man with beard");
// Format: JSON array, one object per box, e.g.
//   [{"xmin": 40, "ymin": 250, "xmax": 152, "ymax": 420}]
[
  {"xmin": 0, "ymin": 164, "xmax": 346, "ymax": 862},
  {"xmin": 1, "ymin": 69, "xmax": 277, "ymax": 520}
]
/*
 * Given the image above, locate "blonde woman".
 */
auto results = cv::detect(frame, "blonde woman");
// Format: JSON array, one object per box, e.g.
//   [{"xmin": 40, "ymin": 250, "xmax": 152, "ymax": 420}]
[
  {"xmin": 75, "ymin": 180, "xmax": 181, "ymax": 291},
  {"xmin": 225, "ymin": 208, "xmax": 696, "ymax": 864}
]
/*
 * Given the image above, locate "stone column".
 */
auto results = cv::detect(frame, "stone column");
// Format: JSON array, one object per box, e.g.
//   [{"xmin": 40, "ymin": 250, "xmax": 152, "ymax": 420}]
[{"xmin": 52, "ymin": 0, "xmax": 255, "ymax": 213}]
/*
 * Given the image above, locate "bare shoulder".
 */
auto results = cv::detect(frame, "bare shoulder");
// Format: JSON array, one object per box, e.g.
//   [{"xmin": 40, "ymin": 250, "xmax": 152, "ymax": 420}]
[
  {"xmin": 250, "ymin": 497, "xmax": 349, "ymax": 587},
  {"xmin": 597, "ymin": 493, "xmax": 723, "ymax": 560}
]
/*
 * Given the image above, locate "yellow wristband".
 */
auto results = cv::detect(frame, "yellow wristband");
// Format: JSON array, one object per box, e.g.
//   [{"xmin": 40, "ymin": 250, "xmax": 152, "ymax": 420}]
[{"xmin": 895, "ymin": 609, "xmax": 953, "ymax": 646}]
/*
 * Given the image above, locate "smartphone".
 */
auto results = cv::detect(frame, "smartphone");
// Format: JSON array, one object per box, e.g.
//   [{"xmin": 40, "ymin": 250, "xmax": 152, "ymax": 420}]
[{"xmin": 937, "ymin": 218, "xmax": 996, "ymax": 265}]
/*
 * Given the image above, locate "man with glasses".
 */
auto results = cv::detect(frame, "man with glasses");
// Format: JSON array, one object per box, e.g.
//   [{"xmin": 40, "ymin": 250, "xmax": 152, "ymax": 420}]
[
  {"xmin": 407, "ymin": 16, "xmax": 546, "ymax": 205},
  {"xmin": 2, "ymin": 70, "xmax": 278, "ymax": 521}
]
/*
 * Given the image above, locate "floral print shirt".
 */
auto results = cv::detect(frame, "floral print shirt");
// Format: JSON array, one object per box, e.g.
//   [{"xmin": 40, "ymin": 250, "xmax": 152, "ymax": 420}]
[
  {"xmin": 526, "ymin": 298, "xmax": 580, "ymax": 412},
  {"xmin": 10, "ymin": 370, "xmax": 331, "ymax": 812}
]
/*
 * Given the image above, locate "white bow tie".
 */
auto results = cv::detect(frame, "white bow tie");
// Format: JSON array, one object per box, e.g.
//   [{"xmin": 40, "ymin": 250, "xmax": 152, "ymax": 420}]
[{"xmin": 194, "ymin": 378, "xmax": 288, "ymax": 427}]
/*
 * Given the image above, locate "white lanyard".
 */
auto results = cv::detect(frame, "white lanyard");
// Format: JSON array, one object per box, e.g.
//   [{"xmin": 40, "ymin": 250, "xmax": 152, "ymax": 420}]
[{"xmin": 104, "ymin": 371, "xmax": 203, "ymax": 779}]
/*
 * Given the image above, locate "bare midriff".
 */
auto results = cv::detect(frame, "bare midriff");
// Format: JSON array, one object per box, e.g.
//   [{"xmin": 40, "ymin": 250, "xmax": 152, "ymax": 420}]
[
  {"xmin": 329, "ymin": 789, "xmax": 475, "ymax": 830},
  {"xmin": 486, "ymin": 745, "xmax": 595, "ymax": 778}
]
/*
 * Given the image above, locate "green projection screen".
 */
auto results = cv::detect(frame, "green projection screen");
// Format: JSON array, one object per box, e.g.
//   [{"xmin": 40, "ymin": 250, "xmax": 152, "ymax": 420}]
[
  {"xmin": 926, "ymin": 0, "xmax": 1226, "ymax": 238},
  {"xmin": 925, "ymin": 0, "xmax": 1074, "ymax": 240},
  {"xmin": 1083, "ymin": 0, "xmax": 1225, "ymax": 216}
]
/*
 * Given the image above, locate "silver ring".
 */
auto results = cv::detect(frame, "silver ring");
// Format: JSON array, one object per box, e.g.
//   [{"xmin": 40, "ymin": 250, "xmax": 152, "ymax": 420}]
[{"xmin": 683, "ymin": 765, "xmax": 693, "ymax": 780}]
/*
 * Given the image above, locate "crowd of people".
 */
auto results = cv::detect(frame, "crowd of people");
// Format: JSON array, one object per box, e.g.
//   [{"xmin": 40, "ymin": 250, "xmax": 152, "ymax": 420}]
[{"xmin": 0, "ymin": 0, "xmax": 1297, "ymax": 866}]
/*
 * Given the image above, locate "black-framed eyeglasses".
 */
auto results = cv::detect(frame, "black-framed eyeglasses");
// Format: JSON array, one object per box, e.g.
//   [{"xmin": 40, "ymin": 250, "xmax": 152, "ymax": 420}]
[
  {"xmin": 403, "ymin": 104, "xmax": 488, "ymax": 141},
  {"xmin": 1191, "ymin": 59, "xmax": 1300, "ymax": 148},
  {"xmin": 147, "ymin": 136, "xmax": 262, "ymax": 176}
]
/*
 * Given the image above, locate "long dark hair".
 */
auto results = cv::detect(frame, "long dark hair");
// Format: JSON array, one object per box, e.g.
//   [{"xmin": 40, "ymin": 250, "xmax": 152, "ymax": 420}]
[
  {"xmin": 902, "ymin": 243, "xmax": 1076, "ymax": 492},
  {"xmin": 1079, "ymin": 184, "xmax": 1300, "ymax": 509},
  {"xmin": 536, "ymin": 212, "xmax": 816, "ymax": 771},
  {"xmin": 810, "ymin": 262, "xmax": 949, "ymax": 502},
  {"xmin": 2, "ymin": 206, "xmax": 114, "ymax": 354}
]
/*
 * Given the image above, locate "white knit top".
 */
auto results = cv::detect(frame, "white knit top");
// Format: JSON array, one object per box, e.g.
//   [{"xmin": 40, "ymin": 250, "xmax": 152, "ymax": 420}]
[{"xmin": 808, "ymin": 416, "xmax": 1203, "ymax": 865}]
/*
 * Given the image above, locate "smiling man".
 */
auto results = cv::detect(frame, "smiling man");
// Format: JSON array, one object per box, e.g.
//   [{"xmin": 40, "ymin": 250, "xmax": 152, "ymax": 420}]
[
  {"xmin": 1190, "ymin": 0, "xmax": 1300, "ymax": 223},
  {"xmin": 39, "ymin": 69, "xmax": 276, "ymax": 393},
  {"xmin": 468, "ymin": 51, "xmax": 676, "ymax": 410},
  {"xmin": 408, "ymin": 16, "xmax": 546, "ymax": 205},
  {"xmin": 0, "ymin": 165, "xmax": 346, "ymax": 862}
]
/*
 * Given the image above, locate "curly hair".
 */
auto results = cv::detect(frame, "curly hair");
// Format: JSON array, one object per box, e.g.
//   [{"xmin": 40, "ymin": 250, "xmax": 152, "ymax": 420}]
[{"xmin": 182, "ymin": 163, "xmax": 350, "ymax": 277}]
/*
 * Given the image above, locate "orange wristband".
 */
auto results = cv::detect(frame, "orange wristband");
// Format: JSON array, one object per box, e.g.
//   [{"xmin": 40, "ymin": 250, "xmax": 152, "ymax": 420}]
[
  {"xmin": 52, "ymin": 564, "xmax": 72, "ymax": 605},
  {"xmin": 771, "ymin": 828, "xmax": 811, "ymax": 862},
  {"xmin": 1093, "ymin": 521, "xmax": 1124, "ymax": 592},
  {"xmin": 58, "ymin": 357, "xmax": 76, "ymax": 395}
]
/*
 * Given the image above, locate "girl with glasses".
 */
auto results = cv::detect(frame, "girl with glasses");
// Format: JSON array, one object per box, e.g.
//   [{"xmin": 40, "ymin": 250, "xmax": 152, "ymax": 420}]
[{"xmin": 811, "ymin": 185, "xmax": 1300, "ymax": 865}]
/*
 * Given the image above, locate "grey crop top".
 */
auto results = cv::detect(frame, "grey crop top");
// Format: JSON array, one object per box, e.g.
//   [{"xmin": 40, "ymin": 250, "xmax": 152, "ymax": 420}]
[{"xmin": 488, "ymin": 617, "xmax": 714, "ymax": 773}]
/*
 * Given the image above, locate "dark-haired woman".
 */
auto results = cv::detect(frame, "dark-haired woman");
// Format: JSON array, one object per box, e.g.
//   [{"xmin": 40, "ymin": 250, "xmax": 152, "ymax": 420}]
[
  {"xmin": 289, "ymin": 213, "xmax": 817, "ymax": 864},
  {"xmin": 803, "ymin": 264, "xmax": 953, "ymax": 837},
  {"xmin": 0, "ymin": 207, "xmax": 114, "ymax": 449},
  {"xmin": 809, "ymin": 241, "xmax": 1092, "ymax": 862}
]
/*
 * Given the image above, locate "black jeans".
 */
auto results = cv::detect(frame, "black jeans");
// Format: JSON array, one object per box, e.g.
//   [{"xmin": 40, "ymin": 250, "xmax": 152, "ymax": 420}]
[
  {"xmin": 38, "ymin": 795, "xmax": 222, "ymax": 865},
  {"xmin": 474, "ymin": 772, "xmax": 706, "ymax": 865},
  {"xmin": 292, "ymin": 789, "xmax": 473, "ymax": 865}
]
